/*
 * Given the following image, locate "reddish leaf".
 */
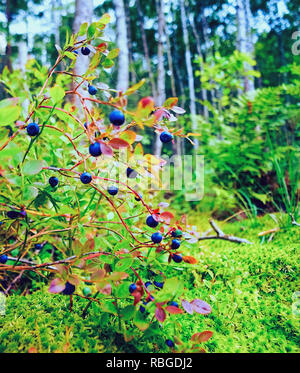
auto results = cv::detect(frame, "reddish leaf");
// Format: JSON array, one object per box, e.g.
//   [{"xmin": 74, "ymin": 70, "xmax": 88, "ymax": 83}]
[
  {"xmin": 198, "ymin": 331, "xmax": 213, "ymax": 342},
  {"xmin": 155, "ymin": 307, "xmax": 166, "ymax": 322},
  {"xmin": 165, "ymin": 306, "xmax": 183, "ymax": 314},
  {"xmin": 160, "ymin": 211, "xmax": 174, "ymax": 225},
  {"xmin": 182, "ymin": 255, "xmax": 198, "ymax": 264},
  {"xmin": 91, "ymin": 269, "xmax": 106, "ymax": 282},
  {"xmin": 96, "ymin": 42, "xmax": 108, "ymax": 52},
  {"xmin": 119, "ymin": 130, "xmax": 136, "ymax": 144},
  {"xmin": 191, "ymin": 331, "xmax": 213, "ymax": 343},
  {"xmin": 100, "ymin": 142, "xmax": 113, "ymax": 156},
  {"xmin": 139, "ymin": 96, "xmax": 155, "ymax": 109},
  {"xmin": 108, "ymin": 138, "xmax": 130, "ymax": 149},
  {"xmin": 109, "ymin": 272, "xmax": 129, "ymax": 281},
  {"xmin": 28, "ymin": 347, "xmax": 38, "ymax": 353},
  {"xmin": 97, "ymin": 283, "xmax": 112, "ymax": 295},
  {"xmin": 132, "ymin": 289, "xmax": 143, "ymax": 306},
  {"xmin": 181, "ymin": 299, "xmax": 194, "ymax": 314},
  {"xmin": 191, "ymin": 299, "xmax": 212, "ymax": 315},
  {"xmin": 68, "ymin": 275, "xmax": 81, "ymax": 286},
  {"xmin": 163, "ymin": 97, "xmax": 178, "ymax": 109},
  {"xmin": 153, "ymin": 109, "xmax": 165, "ymax": 122},
  {"xmin": 49, "ymin": 278, "xmax": 65, "ymax": 294}
]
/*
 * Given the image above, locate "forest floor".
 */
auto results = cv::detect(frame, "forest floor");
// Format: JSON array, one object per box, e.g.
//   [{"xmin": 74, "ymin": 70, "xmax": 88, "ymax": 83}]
[{"xmin": 0, "ymin": 213, "xmax": 299, "ymax": 353}]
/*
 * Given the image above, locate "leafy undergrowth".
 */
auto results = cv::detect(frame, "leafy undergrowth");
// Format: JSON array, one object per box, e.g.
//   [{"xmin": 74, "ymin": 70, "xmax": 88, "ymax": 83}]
[{"xmin": 0, "ymin": 214, "xmax": 299, "ymax": 353}]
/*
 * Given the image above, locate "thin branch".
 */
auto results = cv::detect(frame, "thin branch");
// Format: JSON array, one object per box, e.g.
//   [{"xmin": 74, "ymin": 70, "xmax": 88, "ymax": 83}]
[{"xmin": 198, "ymin": 219, "xmax": 253, "ymax": 244}]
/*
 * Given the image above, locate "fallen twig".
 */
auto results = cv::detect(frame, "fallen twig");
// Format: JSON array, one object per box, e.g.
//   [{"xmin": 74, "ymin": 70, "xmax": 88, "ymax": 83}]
[
  {"xmin": 290, "ymin": 214, "xmax": 300, "ymax": 227},
  {"xmin": 198, "ymin": 219, "xmax": 253, "ymax": 244},
  {"xmin": 258, "ymin": 227, "xmax": 280, "ymax": 236}
]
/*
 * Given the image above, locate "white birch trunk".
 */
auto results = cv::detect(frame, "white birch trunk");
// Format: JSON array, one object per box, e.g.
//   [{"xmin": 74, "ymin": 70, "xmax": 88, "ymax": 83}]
[
  {"xmin": 113, "ymin": 0, "xmax": 129, "ymax": 92},
  {"xmin": 73, "ymin": 0, "xmax": 93, "ymax": 107},
  {"xmin": 180, "ymin": 0, "xmax": 198, "ymax": 150},
  {"xmin": 189, "ymin": 13, "xmax": 208, "ymax": 119},
  {"xmin": 17, "ymin": 41, "xmax": 27, "ymax": 73},
  {"xmin": 154, "ymin": 0, "xmax": 166, "ymax": 157},
  {"xmin": 136, "ymin": 0, "xmax": 157, "ymax": 98},
  {"xmin": 236, "ymin": 0, "xmax": 255, "ymax": 92}
]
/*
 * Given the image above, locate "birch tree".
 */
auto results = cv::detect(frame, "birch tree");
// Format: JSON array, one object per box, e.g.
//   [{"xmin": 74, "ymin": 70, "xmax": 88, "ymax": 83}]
[
  {"xmin": 113, "ymin": 0, "xmax": 129, "ymax": 92},
  {"xmin": 154, "ymin": 0, "xmax": 166, "ymax": 157},
  {"xmin": 72, "ymin": 0, "xmax": 93, "ymax": 106},
  {"xmin": 236, "ymin": 0, "xmax": 255, "ymax": 92},
  {"xmin": 180, "ymin": 0, "xmax": 198, "ymax": 150},
  {"xmin": 136, "ymin": 0, "xmax": 157, "ymax": 98},
  {"xmin": 124, "ymin": 1, "xmax": 136, "ymax": 84},
  {"xmin": 188, "ymin": 13, "xmax": 208, "ymax": 119}
]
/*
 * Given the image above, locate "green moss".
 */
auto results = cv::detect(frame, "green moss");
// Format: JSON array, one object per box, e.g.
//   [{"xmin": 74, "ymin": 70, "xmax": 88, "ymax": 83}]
[{"xmin": 0, "ymin": 214, "xmax": 299, "ymax": 353}]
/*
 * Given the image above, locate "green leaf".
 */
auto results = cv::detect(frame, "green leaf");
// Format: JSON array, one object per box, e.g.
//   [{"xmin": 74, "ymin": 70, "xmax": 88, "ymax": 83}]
[
  {"xmin": 106, "ymin": 48, "xmax": 119, "ymax": 59},
  {"xmin": 125, "ymin": 79, "xmax": 145, "ymax": 96},
  {"xmin": 115, "ymin": 257, "xmax": 134, "ymax": 272},
  {"xmin": 0, "ymin": 106, "xmax": 21, "ymax": 126},
  {"xmin": 102, "ymin": 58, "xmax": 114, "ymax": 69},
  {"xmin": 23, "ymin": 160, "xmax": 45, "ymax": 175},
  {"xmin": 87, "ymin": 22, "xmax": 97, "ymax": 39},
  {"xmin": 133, "ymin": 311, "xmax": 149, "ymax": 331},
  {"xmin": 101, "ymin": 301, "xmax": 117, "ymax": 314},
  {"xmin": 116, "ymin": 282, "xmax": 131, "ymax": 298},
  {"xmin": 23, "ymin": 185, "xmax": 39, "ymax": 200},
  {"xmin": 78, "ymin": 22, "xmax": 88, "ymax": 36},
  {"xmin": 120, "ymin": 305, "xmax": 136, "ymax": 321},
  {"xmin": 0, "ymin": 98, "xmax": 19, "ymax": 109},
  {"xmin": 98, "ymin": 13, "xmax": 111, "ymax": 25},
  {"xmin": 64, "ymin": 51, "xmax": 77, "ymax": 60},
  {"xmin": 49, "ymin": 85, "xmax": 65, "ymax": 103}
]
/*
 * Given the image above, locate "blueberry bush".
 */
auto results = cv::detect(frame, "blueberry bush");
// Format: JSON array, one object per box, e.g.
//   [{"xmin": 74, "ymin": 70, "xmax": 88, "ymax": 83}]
[{"xmin": 0, "ymin": 16, "xmax": 212, "ymax": 352}]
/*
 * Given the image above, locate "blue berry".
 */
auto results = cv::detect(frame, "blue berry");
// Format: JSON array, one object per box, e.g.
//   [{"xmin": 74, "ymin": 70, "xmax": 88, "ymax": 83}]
[
  {"xmin": 0, "ymin": 222, "xmax": 3, "ymax": 226},
  {"xmin": 169, "ymin": 301, "xmax": 179, "ymax": 307},
  {"xmin": 172, "ymin": 254, "xmax": 183, "ymax": 263},
  {"xmin": 80, "ymin": 172, "xmax": 92, "ymax": 184},
  {"xmin": 62, "ymin": 281, "xmax": 76, "ymax": 295},
  {"xmin": 84, "ymin": 122, "xmax": 88, "ymax": 129},
  {"xmin": 153, "ymin": 281, "xmax": 164, "ymax": 289},
  {"xmin": 35, "ymin": 244, "xmax": 43, "ymax": 250},
  {"xmin": 129, "ymin": 283, "xmax": 137, "ymax": 293},
  {"xmin": 127, "ymin": 167, "xmax": 138, "ymax": 178},
  {"xmin": 49, "ymin": 176, "xmax": 59, "ymax": 188},
  {"xmin": 81, "ymin": 46, "xmax": 90, "ymax": 55},
  {"xmin": 88, "ymin": 85, "xmax": 97, "ymax": 95},
  {"xmin": 89, "ymin": 142, "xmax": 102, "ymax": 157},
  {"xmin": 7, "ymin": 210, "xmax": 25, "ymax": 219},
  {"xmin": 0, "ymin": 255, "xmax": 8, "ymax": 264},
  {"xmin": 140, "ymin": 305, "xmax": 146, "ymax": 313},
  {"xmin": 73, "ymin": 50, "xmax": 78, "ymax": 55},
  {"xmin": 151, "ymin": 232, "xmax": 162, "ymax": 244},
  {"xmin": 171, "ymin": 229, "xmax": 182, "ymax": 238},
  {"xmin": 145, "ymin": 281, "xmax": 152, "ymax": 288},
  {"xmin": 160, "ymin": 131, "xmax": 173, "ymax": 143},
  {"xmin": 109, "ymin": 110, "xmax": 125, "ymax": 126},
  {"xmin": 108, "ymin": 185, "xmax": 118, "ymax": 196},
  {"xmin": 146, "ymin": 215, "xmax": 159, "ymax": 228},
  {"xmin": 26, "ymin": 122, "xmax": 40, "ymax": 137},
  {"xmin": 166, "ymin": 339, "xmax": 175, "ymax": 348},
  {"xmin": 171, "ymin": 239, "xmax": 181, "ymax": 250},
  {"xmin": 135, "ymin": 193, "xmax": 142, "ymax": 201}
]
